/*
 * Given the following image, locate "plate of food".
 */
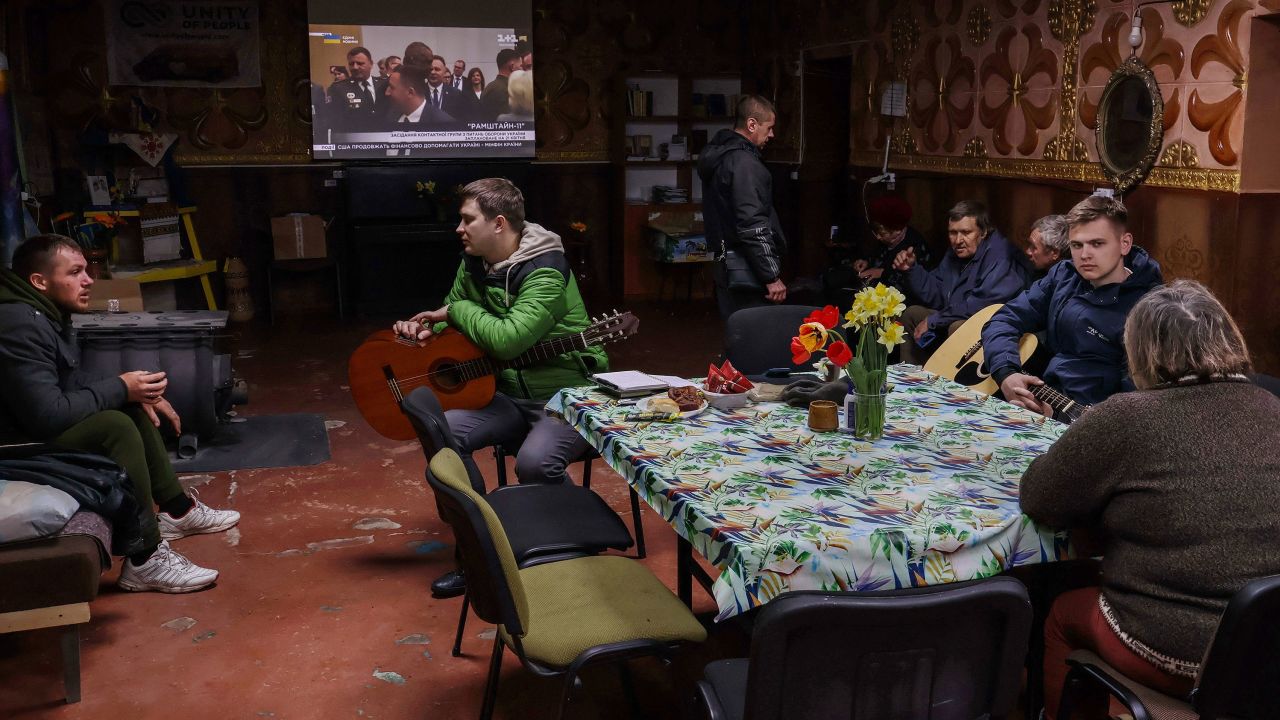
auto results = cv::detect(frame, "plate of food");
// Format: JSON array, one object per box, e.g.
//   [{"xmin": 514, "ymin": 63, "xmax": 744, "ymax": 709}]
[{"xmin": 637, "ymin": 386, "xmax": 708, "ymax": 418}]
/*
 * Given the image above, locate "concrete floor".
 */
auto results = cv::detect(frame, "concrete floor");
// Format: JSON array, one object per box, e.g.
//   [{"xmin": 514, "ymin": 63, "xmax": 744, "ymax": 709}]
[{"xmin": 0, "ymin": 301, "xmax": 749, "ymax": 720}]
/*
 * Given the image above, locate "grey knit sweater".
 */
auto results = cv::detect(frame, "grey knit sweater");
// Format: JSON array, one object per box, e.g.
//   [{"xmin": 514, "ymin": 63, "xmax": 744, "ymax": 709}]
[{"xmin": 1021, "ymin": 380, "xmax": 1280, "ymax": 668}]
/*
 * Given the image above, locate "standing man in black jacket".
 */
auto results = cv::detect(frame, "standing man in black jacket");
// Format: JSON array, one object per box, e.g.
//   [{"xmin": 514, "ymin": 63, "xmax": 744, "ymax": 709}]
[
  {"xmin": 0, "ymin": 235, "xmax": 239, "ymax": 593},
  {"xmin": 698, "ymin": 95, "xmax": 787, "ymax": 320}
]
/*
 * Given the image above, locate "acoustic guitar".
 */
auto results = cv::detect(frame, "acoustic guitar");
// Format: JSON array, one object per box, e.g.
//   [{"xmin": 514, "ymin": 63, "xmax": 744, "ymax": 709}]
[
  {"xmin": 1029, "ymin": 383, "xmax": 1089, "ymax": 424},
  {"xmin": 922, "ymin": 304, "xmax": 1038, "ymax": 395},
  {"xmin": 349, "ymin": 311, "xmax": 639, "ymax": 441}
]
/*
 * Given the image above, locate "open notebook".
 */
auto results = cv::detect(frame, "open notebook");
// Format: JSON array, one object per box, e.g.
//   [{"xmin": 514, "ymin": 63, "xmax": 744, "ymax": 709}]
[{"xmin": 592, "ymin": 371, "xmax": 697, "ymax": 398}]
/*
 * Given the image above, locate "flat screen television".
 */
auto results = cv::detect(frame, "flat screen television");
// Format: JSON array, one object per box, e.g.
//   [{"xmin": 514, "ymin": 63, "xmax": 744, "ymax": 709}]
[{"xmin": 307, "ymin": 0, "xmax": 533, "ymax": 160}]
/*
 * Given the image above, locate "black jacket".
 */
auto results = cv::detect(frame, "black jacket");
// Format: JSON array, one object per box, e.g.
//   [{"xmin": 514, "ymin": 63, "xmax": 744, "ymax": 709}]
[
  {"xmin": 0, "ymin": 446, "xmax": 144, "ymax": 557},
  {"xmin": 0, "ymin": 267, "xmax": 126, "ymax": 443},
  {"xmin": 697, "ymin": 129, "xmax": 787, "ymax": 284}
]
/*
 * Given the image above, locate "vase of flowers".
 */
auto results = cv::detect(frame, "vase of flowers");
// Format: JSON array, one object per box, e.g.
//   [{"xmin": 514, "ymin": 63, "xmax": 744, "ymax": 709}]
[
  {"xmin": 77, "ymin": 213, "xmax": 122, "ymax": 279},
  {"xmin": 788, "ymin": 283, "xmax": 907, "ymax": 440}
]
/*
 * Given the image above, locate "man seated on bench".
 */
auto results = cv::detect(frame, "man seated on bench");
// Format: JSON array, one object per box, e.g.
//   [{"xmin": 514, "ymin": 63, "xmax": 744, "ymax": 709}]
[{"xmin": 0, "ymin": 235, "xmax": 239, "ymax": 593}]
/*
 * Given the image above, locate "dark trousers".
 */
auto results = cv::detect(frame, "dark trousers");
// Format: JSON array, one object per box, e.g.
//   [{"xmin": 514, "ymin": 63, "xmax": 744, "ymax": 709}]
[
  {"xmin": 713, "ymin": 262, "xmax": 770, "ymax": 321},
  {"xmin": 54, "ymin": 407, "xmax": 180, "ymax": 549},
  {"xmin": 446, "ymin": 392, "xmax": 590, "ymax": 486}
]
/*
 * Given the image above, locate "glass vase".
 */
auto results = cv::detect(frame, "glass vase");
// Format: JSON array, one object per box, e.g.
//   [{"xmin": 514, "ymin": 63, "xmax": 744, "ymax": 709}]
[{"xmin": 845, "ymin": 390, "xmax": 887, "ymax": 440}]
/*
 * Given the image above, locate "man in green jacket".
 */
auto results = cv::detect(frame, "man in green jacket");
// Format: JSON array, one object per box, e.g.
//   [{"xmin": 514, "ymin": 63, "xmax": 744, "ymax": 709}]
[
  {"xmin": 395, "ymin": 178, "xmax": 608, "ymax": 597},
  {"xmin": 394, "ymin": 178, "xmax": 607, "ymax": 485}
]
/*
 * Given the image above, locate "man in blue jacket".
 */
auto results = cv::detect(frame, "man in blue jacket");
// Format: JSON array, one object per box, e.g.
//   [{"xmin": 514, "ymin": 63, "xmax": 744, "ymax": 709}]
[
  {"xmin": 983, "ymin": 195, "xmax": 1163, "ymax": 415},
  {"xmin": 893, "ymin": 200, "xmax": 1028, "ymax": 364}
]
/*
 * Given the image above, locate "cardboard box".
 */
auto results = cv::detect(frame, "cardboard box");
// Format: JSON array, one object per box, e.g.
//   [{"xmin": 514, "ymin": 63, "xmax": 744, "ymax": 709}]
[
  {"xmin": 87, "ymin": 279, "xmax": 144, "ymax": 312},
  {"xmin": 647, "ymin": 210, "xmax": 710, "ymax": 263},
  {"xmin": 271, "ymin": 214, "xmax": 327, "ymax": 260}
]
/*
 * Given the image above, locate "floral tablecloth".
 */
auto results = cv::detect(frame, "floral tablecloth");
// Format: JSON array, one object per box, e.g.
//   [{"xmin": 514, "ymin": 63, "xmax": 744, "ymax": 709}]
[{"xmin": 547, "ymin": 365, "xmax": 1072, "ymax": 622}]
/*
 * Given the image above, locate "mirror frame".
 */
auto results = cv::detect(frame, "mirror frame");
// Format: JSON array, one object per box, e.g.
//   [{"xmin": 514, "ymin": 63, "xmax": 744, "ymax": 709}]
[{"xmin": 1095, "ymin": 55, "xmax": 1164, "ymax": 195}]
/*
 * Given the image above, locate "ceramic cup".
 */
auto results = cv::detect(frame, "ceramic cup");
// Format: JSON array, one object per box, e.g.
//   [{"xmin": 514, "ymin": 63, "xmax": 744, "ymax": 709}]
[{"xmin": 808, "ymin": 400, "xmax": 839, "ymax": 432}]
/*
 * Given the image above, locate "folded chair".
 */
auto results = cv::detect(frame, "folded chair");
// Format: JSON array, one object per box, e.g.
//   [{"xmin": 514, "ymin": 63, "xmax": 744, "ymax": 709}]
[
  {"xmin": 427, "ymin": 448, "xmax": 707, "ymax": 720},
  {"xmin": 1058, "ymin": 574, "xmax": 1280, "ymax": 720},
  {"xmin": 402, "ymin": 388, "xmax": 635, "ymax": 656},
  {"xmin": 696, "ymin": 577, "xmax": 1033, "ymax": 720}
]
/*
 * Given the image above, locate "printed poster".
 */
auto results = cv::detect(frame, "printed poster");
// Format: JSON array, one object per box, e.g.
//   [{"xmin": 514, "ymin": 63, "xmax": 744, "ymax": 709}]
[{"xmin": 105, "ymin": 0, "xmax": 261, "ymax": 88}]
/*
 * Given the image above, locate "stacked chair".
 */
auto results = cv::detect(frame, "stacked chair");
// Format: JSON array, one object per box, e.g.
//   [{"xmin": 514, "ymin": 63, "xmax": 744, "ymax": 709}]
[
  {"xmin": 403, "ymin": 388, "xmax": 706, "ymax": 719},
  {"xmin": 426, "ymin": 448, "xmax": 706, "ymax": 720},
  {"xmin": 402, "ymin": 388, "xmax": 636, "ymax": 656}
]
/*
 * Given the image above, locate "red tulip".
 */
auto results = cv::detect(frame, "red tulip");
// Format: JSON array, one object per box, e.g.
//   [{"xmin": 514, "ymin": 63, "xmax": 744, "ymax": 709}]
[
  {"xmin": 790, "ymin": 337, "xmax": 811, "ymax": 364},
  {"xmin": 805, "ymin": 305, "xmax": 841, "ymax": 329},
  {"xmin": 827, "ymin": 340, "xmax": 853, "ymax": 367}
]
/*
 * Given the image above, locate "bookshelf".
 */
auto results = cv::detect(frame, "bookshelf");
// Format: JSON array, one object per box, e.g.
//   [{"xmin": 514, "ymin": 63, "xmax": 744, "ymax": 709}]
[{"xmin": 613, "ymin": 71, "xmax": 741, "ymax": 298}]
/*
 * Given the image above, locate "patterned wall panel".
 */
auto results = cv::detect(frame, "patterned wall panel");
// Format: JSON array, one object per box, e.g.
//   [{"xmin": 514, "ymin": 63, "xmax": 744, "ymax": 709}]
[{"xmin": 838, "ymin": 0, "xmax": 1270, "ymax": 192}]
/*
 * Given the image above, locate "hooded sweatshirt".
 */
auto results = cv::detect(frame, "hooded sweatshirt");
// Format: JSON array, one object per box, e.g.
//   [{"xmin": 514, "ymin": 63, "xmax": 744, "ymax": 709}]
[
  {"xmin": 435, "ymin": 222, "xmax": 608, "ymax": 402},
  {"xmin": 0, "ymin": 266, "xmax": 127, "ymax": 442},
  {"xmin": 983, "ymin": 246, "xmax": 1163, "ymax": 406}
]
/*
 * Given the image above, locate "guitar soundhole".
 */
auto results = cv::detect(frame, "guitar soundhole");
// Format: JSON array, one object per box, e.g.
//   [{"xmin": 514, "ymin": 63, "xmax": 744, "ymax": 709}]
[{"xmin": 433, "ymin": 362, "xmax": 464, "ymax": 392}]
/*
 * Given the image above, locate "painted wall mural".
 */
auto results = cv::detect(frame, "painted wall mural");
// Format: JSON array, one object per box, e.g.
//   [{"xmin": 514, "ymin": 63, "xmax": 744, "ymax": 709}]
[{"xmin": 846, "ymin": 0, "xmax": 1273, "ymax": 192}]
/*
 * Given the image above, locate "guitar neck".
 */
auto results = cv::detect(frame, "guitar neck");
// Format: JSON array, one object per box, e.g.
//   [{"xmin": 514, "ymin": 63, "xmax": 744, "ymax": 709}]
[
  {"xmin": 446, "ymin": 332, "xmax": 589, "ymax": 381},
  {"xmin": 1030, "ymin": 383, "xmax": 1089, "ymax": 423}
]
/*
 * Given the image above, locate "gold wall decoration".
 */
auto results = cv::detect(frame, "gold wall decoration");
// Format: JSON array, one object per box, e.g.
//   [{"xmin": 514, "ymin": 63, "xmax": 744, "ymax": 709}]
[
  {"xmin": 892, "ymin": 127, "xmax": 918, "ymax": 154},
  {"xmin": 1171, "ymin": 0, "xmax": 1211, "ymax": 27},
  {"xmin": 1163, "ymin": 234, "xmax": 1207, "ymax": 280},
  {"xmin": 1096, "ymin": 56, "xmax": 1165, "ymax": 194},
  {"xmin": 852, "ymin": 150, "xmax": 1239, "ymax": 192},
  {"xmin": 892, "ymin": 12, "xmax": 922, "ymax": 81},
  {"xmin": 967, "ymin": 5, "xmax": 993, "ymax": 45},
  {"xmin": 1159, "ymin": 140, "xmax": 1200, "ymax": 168},
  {"xmin": 1043, "ymin": 133, "xmax": 1090, "ymax": 161},
  {"xmin": 964, "ymin": 137, "xmax": 989, "ymax": 158}
]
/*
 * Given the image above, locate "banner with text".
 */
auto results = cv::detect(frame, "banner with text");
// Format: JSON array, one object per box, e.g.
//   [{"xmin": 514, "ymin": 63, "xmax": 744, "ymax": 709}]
[{"xmin": 106, "ymin": 0, "xmax": 261, "ymax": 88}]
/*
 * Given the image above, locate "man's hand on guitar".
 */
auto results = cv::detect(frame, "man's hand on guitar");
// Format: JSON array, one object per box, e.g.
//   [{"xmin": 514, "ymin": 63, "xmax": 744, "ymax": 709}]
[
  {"xmin": 1000, "ymin": 373, "xmax": 1054, "ymax": 418},
  {"xmin": 394, "ymin": 307, "xmax": 449, "ymax": 346}
]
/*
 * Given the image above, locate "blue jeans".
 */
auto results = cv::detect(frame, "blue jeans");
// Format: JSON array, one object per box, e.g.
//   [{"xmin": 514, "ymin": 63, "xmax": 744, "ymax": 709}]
[{"xmin": 446, "ymin": 392, "xmax": 590, "ymax": 485}]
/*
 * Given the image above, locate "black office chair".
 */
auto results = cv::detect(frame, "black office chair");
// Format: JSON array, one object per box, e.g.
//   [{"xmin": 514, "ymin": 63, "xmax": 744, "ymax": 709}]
[
  {"xmin": 696, "ymin": 577, "xmax": 1033, "ymax": 720},
  {"xmin": 723, "ymin": 305, "xmax": 821, "ymax": 378},
  {"xmin": 1058, "ymin": 574, "xmax": 1280, "ymax": 720},
  {"xmin": 1249, "ymin": 373, "xmax": 1280, "ymax": 399},
  {"xmin": 401, "ymin": 388, "xmax": 635, "ymax": 656},
  {"xmin": 493, "ymin": 441, "xmax": 646, "ymax": 558}
]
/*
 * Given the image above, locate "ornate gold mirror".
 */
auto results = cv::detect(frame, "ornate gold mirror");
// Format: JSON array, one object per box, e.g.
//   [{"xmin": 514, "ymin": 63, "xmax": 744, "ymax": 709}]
[{"xmin": 1096, "ymin": 56, "xmax": 1163, "ymax": 194}]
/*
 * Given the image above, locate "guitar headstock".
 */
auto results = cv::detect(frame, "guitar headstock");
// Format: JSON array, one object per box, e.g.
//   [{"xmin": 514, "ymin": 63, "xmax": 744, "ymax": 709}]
[{"xmin": 583, "ymin": 310, "xmax": 640, "ymax": 346}]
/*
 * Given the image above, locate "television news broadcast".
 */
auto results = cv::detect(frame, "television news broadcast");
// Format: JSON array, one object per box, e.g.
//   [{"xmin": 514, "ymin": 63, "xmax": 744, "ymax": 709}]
[{"xmin": 307, "ymin": 0, "xmax": 533, "ymax": 160}]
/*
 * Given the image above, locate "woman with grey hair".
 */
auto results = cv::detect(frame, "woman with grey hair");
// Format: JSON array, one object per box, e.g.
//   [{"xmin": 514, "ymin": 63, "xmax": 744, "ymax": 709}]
[
  {"xmin": 497, "ymin": 70, "xmax": 534, "ymax": 121},
  {"xmin": 1020, "ymin": 279, "xmax": 1280, "ymax": 719},
  {"xmin": 1025, "ymin": 214, "xmax": 1069, "ymax": 274}
]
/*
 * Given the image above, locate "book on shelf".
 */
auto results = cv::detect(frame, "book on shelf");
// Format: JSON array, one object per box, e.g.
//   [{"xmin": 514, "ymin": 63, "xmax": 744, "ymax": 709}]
[{"xmin": 627, "ymin": 87, "xmax": 654, "ymax": 117}]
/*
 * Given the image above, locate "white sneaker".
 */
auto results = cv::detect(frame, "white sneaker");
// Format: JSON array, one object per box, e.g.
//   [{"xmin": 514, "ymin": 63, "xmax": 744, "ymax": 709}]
[
  {"xmin": 158, "ymin": 488, "xmax": 240, "ymax": 540},
  {"xmin": 118, "ymin": 541, "xmax": 218, "ymax": 593}
]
